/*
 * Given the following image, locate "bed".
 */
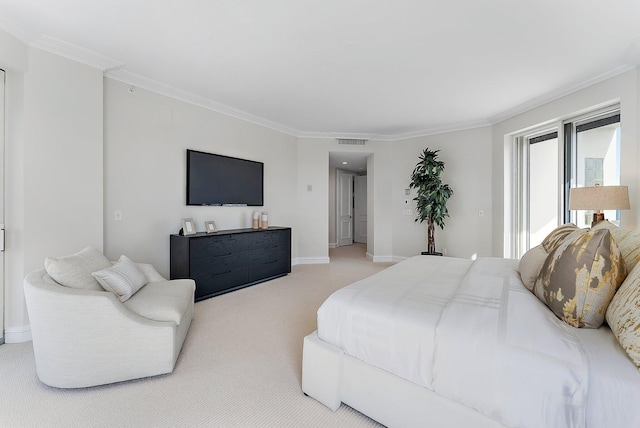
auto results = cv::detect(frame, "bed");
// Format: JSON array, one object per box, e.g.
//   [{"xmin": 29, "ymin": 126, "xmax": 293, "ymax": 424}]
[{"xmin": 301, "ymin": 251, "xmax": 640, "ymax": 428}]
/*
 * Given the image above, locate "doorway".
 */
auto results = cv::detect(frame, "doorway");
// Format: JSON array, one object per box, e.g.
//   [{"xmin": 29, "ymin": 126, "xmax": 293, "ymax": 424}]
[{"xmin": 328, "ymin": 152, "xmax": 369, "ymax": 253}]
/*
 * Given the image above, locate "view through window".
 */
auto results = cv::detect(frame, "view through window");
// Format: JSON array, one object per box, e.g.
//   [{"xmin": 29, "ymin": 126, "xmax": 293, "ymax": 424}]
[{"xmin": 513, "ymin": 107, "xmax": 621, "ymax": 258}]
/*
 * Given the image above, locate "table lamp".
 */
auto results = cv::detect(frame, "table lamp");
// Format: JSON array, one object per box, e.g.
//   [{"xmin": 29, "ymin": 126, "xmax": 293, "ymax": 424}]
[{"xmin": 569, "ymin": 184, "xmax": 630, "ymax": 226}]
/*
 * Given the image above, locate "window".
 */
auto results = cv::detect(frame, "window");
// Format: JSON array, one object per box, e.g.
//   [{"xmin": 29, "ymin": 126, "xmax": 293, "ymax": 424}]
[
  {"xmin": 514, "ymin": 130, "xmax": 560, "ymax": 256},
  {"xmin": 566, "ymin": 111, "xmax": 621, "ymax": 228},
  {"xmin": 512, "ymin": 106, "xmax": 620, "ymax": 258}
]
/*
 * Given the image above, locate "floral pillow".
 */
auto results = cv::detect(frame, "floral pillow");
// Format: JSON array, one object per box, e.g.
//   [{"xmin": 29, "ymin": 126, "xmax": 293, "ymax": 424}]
[{"xmin": 533, "ymin": 228, "xmax": 626, "ymax": 328}]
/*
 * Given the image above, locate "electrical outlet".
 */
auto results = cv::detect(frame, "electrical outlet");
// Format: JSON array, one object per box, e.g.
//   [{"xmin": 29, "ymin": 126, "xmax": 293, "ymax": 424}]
[{"xmin": 115, "ymin": 210, "xmax": 123, "ymax": 221}]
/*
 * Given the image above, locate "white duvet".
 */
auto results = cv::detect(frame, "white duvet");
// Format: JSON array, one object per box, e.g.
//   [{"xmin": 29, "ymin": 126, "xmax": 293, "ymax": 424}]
[{"xmin": 317, "ymin": 255, "xmax": 640, "ymax": 428}]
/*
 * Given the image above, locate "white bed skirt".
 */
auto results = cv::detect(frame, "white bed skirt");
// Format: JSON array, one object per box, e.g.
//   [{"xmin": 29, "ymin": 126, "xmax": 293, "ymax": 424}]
[{"xmin": 302, "ymin": 331, "xmax": 506, "ymax": 428}]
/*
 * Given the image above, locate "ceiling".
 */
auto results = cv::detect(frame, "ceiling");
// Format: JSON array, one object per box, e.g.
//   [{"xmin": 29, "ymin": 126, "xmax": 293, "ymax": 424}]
[
  {"xmin": 2, "ymin": 0, "xmax": 640, "ymax": 140},
  {"xmin": 329, "ymin": 152, "xmax": 368, "ymax": 174}
]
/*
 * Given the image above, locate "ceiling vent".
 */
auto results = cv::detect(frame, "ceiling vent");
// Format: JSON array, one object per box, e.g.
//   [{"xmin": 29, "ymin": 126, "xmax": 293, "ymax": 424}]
[{"xmin": 337, "ymin": 138, "xmax": 367, "ymax": 145}]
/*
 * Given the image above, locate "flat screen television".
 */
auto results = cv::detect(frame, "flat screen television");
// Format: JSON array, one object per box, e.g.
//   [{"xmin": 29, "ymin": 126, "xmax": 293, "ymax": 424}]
[{"xmin": 186, "ymin": 149, "xmax": 264, "ymax": 206}]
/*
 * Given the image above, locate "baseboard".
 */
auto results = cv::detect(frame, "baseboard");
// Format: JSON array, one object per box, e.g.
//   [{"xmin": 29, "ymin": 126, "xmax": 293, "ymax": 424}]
[
  {"xmin": 328, "ymin": 243, "xmax": 337, "ymax": 249},
  {"xmin": 4, "ymin": 325, "xmax": 32, "ymax": 343},
  {"xmin": 293, "ymin": 257, "xmax": 331, "ymax": 265}
]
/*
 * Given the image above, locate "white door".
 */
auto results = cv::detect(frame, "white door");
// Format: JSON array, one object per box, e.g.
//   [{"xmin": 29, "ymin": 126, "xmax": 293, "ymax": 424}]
[
  {"xmin": 336, "ymin": 170, "xmax": 354, "ymax": 247},
  {"xmin": 353, "ymin": 175, "xmax": 367, "ymax": 244},
  {"xmin": 0, "ymin": 69, "xmax": 5, "ymax": 344}
]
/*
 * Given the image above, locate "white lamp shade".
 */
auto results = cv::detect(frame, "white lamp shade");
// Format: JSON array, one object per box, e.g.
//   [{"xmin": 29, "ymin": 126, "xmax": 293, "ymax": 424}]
[{"xmin": 569, "ymin": 185, "xmax": 630, "ymax": 211}]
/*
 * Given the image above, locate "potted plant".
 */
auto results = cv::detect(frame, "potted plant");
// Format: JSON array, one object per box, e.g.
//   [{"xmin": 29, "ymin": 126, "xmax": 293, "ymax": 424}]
[{"xmin": 409, "ymin": 148, "xmax": 453, "ymax": 255}]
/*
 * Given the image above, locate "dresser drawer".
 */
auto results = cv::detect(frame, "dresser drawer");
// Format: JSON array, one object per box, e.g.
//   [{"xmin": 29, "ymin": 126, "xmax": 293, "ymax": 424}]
[
  {"xmin": 250, "ymin": 230, "xmax": 289, "ymax": 250},
  {"xmin": 248, "ymin": 247, "xmax": 284, "ymax": 265},
  {"xmin": 249, "ymin": 259, "xmax": 290, "ymax": 282},
  {"xmin": 195, "ymin": 268, "xmax": 249, "ymax": 299},
  {"xmin": 190, "ymin": 234, "xmax": 249, "ymax": 259},
  {"xmin": 190, "ymin": 250, "xmax": 248, "ymax": 277}
]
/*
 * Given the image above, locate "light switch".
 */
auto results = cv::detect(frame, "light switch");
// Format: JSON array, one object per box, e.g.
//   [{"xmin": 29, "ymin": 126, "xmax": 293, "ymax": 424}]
[{"xmin": 115, "ymin": 211, "xmax": 123, "ymax": 221}]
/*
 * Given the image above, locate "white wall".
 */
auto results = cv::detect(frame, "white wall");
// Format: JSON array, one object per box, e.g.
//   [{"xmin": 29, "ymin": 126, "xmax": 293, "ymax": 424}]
[
  {"xmin": 391, "ymin": 127, "xmax": 493, "ymax": 259},
  {"xmin": 103, "ymin": 79, "xmax": 298, "ymax": 277},
  {"xmin": 1, "ymin": 30, "xmax": 104, "ymax": 341},
  {"xmin": 492, "ymin": 69, "xmax": 640, "ymax": 257}
]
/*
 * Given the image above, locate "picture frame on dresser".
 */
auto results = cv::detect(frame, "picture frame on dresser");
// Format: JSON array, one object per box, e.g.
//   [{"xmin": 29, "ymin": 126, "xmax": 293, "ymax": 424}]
[
  {"xmin": 181, "ymin": 218, "xmax": 196, "ymax": 236},
  {"xmin": 205, "ymin": 221, "xmax": 217, "ymax": 233}
]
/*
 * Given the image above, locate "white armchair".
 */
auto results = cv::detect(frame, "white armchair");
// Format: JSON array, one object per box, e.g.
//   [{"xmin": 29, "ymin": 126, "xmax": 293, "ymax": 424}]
[{"xmin": 23, "ymin": 253, "xmax": 195, "ymax": 389}]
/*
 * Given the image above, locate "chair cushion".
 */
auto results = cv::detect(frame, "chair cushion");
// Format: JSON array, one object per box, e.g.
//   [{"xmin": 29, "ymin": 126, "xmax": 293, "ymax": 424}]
[
  {"xmin": 533, "ymin": 227, "xmax": 626, "ymax": 328},
  {"xmin": 45, "ymin": 246, "xmax": 112, "ymax": 291},
  {"xmin": 123, "ymin": 280, "xmax": 194, "ymax": 325},
  {"xmin": 92, "ymin": 255, "xmax": 148, "ymax": 302}
]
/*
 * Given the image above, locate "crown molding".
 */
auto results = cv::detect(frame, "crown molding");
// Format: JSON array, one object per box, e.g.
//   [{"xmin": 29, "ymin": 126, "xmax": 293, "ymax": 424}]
[
  {"xmin": 0, "ymin": 17, "xmax": 37, "ymax": 44},
  {"xmin": 488, "ymin": 65, "xmax": 636, "ymax": 125},
  {"xmin": 105, "ymin": 69, "xmax": 302, "ymax": 137},
  {"xmin": 30, "ymin": 35, "xmax": 123, "ymax": 71},
  {"xmin": 380, "ymin": 119, "xmax": 493, "ymax": 141}
]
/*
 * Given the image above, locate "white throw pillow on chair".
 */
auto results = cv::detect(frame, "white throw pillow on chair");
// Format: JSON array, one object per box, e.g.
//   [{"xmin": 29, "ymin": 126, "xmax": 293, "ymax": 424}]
[{"xmin": 92, "ymin": 255, "xmax": 148, "ymax": 301}]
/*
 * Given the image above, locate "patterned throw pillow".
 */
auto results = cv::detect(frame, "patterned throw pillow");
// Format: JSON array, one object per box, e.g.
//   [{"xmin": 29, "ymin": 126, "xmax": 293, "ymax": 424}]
[
  {"xmin": 92, "ymin": 255, "xmax": 148, "ymax": 301},
  {"xmin": 606, "ymin": 262, "xmax": 640, "ymax": 368},
  {"xmin": 533, "ymin": 228, "xmax": 626, "ymax": 328},
  {"xmin": 592, "ymin": 221, "xmax": 640, "ymax": 272},
  {"xmin": 541, "ymin": 223, "xmax": 578, "ymax": 253}
]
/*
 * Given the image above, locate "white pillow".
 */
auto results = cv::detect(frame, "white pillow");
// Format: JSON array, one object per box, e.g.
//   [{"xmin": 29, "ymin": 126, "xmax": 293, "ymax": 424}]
[
  {"xmin": 45, "ymin": 246, "xmax": 112, "ymax": 290},
  {"xmin": 92, "ymin": 255, "xmax": 148, "ymax": 302},
  {"xmin": 518, "ymin": 245, "xmax": 547, "ymax": 291}
]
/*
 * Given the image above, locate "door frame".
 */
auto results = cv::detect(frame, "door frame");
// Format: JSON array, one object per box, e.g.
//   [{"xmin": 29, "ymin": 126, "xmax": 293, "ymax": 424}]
[
  {"xmin": 353, "ymin": 175, "xmax": 367, "ymax": 244},
  {"xmin": 336, "ymin": 169, "xmax": 354, "ymax": 247},
  {"xmin": 0, "ymin": 69, "xmax": 5, "ymax": 344}
]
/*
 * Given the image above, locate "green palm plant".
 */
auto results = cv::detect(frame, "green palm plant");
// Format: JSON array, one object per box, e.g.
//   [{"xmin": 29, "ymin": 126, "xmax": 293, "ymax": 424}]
[{"xmin": 409, "ymin": 148, "xmax": 453, "ymax": 254}]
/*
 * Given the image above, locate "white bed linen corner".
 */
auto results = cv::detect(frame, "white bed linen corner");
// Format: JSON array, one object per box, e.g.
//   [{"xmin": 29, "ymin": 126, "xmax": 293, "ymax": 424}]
[{"xmin": 310, "ymin": 255, "xmax": 640, "ymax": 428}]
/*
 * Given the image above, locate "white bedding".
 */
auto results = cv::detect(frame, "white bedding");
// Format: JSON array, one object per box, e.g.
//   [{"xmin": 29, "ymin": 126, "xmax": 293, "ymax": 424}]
[{"xmin": 316, "ymin": 255, "xmax": 640, "ymax": 428}]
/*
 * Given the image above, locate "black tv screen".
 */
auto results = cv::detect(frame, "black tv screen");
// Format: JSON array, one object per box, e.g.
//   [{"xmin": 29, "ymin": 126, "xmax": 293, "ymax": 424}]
[{"xmin": 186, "ymin": 149, "xmax": 264, "ymax": 206}]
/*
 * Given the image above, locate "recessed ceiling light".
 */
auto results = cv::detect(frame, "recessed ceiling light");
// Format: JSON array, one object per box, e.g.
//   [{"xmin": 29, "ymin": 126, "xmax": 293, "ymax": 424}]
[{"xmin": 342, "ymin": 161, "xmax": 348, "ymax": 165}]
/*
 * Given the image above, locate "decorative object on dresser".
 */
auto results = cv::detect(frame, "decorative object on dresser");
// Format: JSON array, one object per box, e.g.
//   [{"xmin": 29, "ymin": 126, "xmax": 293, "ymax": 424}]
[
  {"xmin": 409, "ymin": 148, "xmax": 453, "ymax": 256},
  {"xmin": 205, "ymin": 220, "xmax": 217, "ymax": 233},
  {"xmin": 170, "ymin": 227, "xmax": 291, "ymax": 301},
  {"xmin": 181, "ymin": 218, "xmax": 196, "ymax": 236}
]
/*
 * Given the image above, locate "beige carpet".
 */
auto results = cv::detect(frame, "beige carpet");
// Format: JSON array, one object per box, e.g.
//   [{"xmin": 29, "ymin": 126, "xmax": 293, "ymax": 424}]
[{"xmin": 0, "ymin": 244, "xmax": 393, "ymax": 427}]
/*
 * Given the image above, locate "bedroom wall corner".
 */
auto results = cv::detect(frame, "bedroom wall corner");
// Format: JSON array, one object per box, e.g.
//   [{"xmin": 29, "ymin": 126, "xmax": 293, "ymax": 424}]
[
  {"xmin": 3, "ymin": 42, "xmax": 104, "ymax": 342},
  {"xmin": 392, "ymin": 127, "xmax": 493, "ymax": 259}
]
